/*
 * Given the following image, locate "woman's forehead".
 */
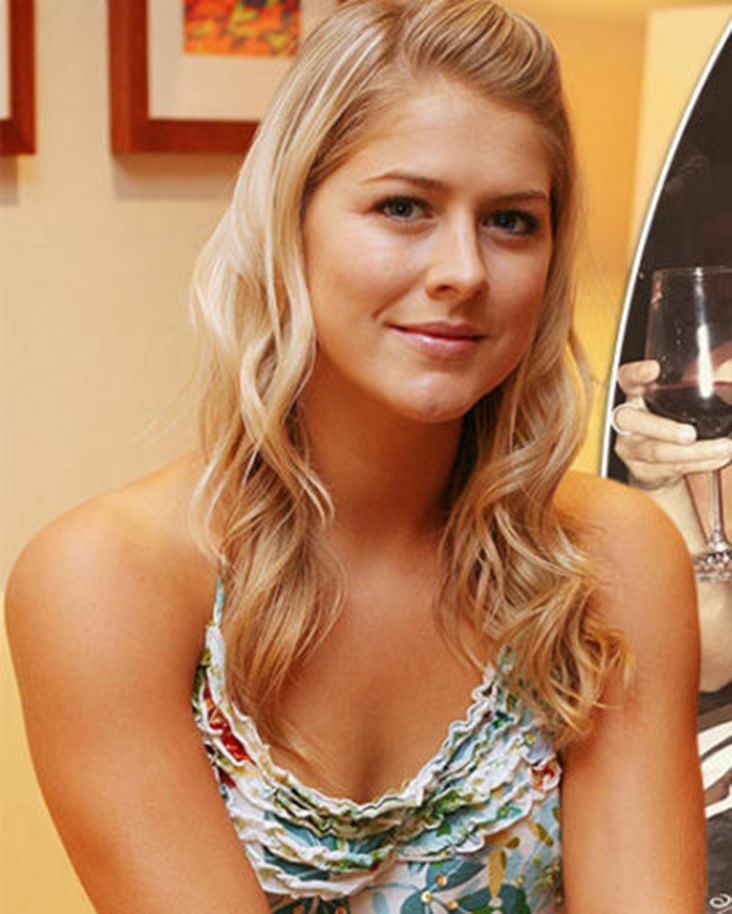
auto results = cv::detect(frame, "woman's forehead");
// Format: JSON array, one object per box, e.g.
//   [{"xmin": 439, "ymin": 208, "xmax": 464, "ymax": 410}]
[{"xmin": 332, "ymin": 79, "xmax": 552, "ymax": 197}]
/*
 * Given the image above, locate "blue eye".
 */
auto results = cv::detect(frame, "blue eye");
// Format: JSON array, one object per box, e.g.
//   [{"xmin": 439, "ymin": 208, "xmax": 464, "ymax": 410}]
[
  {"xmin": 489, "ymin": 209, "xmax": 540, "ymax": 236},
  {"xmin": 377, "ymin": 197, "xmax": 426, "ymax": 221}
]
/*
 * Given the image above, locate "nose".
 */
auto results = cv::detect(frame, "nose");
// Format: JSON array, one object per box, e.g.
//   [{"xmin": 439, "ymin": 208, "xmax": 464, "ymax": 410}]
[{"xmin": 425, "ymin": 217, "xmax": 488, "ymax": 303}]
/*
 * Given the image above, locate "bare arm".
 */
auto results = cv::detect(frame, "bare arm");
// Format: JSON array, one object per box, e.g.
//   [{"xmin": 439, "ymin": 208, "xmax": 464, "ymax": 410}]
[
  {"xmin": 5, "ymin": 503, "xmax": 270, "ymax": 914},
  {"xmin": 559, "ymin": 477, "xmax": 705, "ymax": 914},
  {"xmin": 614, "ymin": 359, "xmax": 732, "ymax": 691}
]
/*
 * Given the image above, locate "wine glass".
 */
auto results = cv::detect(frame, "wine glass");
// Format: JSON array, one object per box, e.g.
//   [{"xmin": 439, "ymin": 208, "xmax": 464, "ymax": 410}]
[{"xmin": 644, "ymin": 265, "xmax": 732, "ymax": 581}]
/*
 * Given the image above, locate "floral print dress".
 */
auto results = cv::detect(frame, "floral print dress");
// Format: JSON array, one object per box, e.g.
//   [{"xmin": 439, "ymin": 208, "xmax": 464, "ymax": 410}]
[{"xmin": 192, "ymin": 582, "xmax": 564, "ymax": 913}]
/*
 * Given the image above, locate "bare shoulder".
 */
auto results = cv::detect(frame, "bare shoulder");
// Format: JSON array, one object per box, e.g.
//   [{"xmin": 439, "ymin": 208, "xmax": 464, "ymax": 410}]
[
  {"xmin": 4, "ymin": 459, "xmax": 274, "ymax": 913},
  {"xmin": 556, "ymin": 470, "xmax": 699, "ymax": 694},
  {"xmin": 556, "ymin": 470, "xmax": 686, "ymax": 546},
  {"xmin": 555, "ymin": 492, "xmax": 705, "ymax": 908},
  {"xmin": 5, "ymin": 454, "xmax": 218, "ymax": 696},
  {"xmin": 556, "ymin": 469, "xmax": 693, "ymax": 586}
]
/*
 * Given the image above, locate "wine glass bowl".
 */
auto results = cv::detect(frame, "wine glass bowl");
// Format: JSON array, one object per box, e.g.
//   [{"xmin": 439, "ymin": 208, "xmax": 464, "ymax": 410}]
[{"xmin": 643, "ymin": 265, "xmax": 732, "ymax": 580}]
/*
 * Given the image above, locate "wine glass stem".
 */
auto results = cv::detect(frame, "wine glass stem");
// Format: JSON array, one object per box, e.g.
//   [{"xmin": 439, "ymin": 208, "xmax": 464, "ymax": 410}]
[{"xmin": 707, "ymin": 467, "xmax": 731, "ymax": 552}]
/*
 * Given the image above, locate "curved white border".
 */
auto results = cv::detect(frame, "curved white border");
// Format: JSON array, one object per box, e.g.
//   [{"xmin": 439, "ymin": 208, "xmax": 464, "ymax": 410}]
[{"xmin": 600, "ymin": 15, "xmax": 732, "ymax": 476}]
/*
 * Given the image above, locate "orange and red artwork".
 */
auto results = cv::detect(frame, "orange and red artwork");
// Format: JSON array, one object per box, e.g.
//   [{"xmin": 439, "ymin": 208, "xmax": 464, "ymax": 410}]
[{"xmin": 184, "ymin": 1, "xmax": 300, "ymax": 58}]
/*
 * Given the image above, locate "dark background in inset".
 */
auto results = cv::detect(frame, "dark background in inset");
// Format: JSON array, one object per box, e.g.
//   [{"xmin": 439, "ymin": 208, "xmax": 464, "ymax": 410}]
[
  {"xmin": 604, "ymin": 34, "xmax": 732, "ymax": 912},
  {"xmin": 607, "ymin": 33, "xmax": 732, "ymax": 482}
]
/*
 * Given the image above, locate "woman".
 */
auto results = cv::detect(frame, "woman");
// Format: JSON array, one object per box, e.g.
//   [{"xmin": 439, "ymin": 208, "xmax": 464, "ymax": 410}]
[
  {"xmin": 613, "ymin": 360, "xmax": 732, "ymax": 907},
  {"xmin": 613, "ymin": 359, "xmax": 732, "ymax": 696},
  {"xmin": 6, "ymin": 1, "xmax": 704, "ymax": 912}
]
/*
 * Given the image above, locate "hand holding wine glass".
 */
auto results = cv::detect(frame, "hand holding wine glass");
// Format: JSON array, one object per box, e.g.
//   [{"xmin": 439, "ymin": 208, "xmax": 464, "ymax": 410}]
[
  {"xmin": 614, "ymin": 359, "xmax": 732, "ymax": 490},
  {"xmin": 641, "ymin": 265, "xmax": 732, "ymax": 580}
]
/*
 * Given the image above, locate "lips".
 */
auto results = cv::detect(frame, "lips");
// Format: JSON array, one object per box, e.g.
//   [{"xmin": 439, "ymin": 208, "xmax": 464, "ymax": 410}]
[
  {"xmin": 389, "ymin": 321, "xmax": 485, "ymax": 358},
  {"xmin": 391, "ymin": 321, "xmax": 484, "ymax": 340}
]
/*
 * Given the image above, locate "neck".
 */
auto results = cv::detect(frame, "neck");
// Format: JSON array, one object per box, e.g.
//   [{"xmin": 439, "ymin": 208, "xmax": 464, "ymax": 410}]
[{"xmin": 300, "ymin": 368, "xmax": 464, "ymax": 553}]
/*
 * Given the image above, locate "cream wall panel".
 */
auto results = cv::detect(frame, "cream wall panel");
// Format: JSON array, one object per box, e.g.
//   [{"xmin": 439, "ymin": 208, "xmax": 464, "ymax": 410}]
[
  {"xmin": 0, "ymin": 1, "xmax": 241, "ymax": 583},
  {"xmin": 517, "ymin": 8, "xmax": 646, "ymax": 470},
  {"xmin": 1, "ymin": 2, "xmax": 238, "ymax": 911}
]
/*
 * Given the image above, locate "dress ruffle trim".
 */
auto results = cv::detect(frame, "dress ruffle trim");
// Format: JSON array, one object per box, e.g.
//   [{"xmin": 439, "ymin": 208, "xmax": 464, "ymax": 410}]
[{"xmin": 191, "ymin": 583, "xmax": 561, "ymax": 899}]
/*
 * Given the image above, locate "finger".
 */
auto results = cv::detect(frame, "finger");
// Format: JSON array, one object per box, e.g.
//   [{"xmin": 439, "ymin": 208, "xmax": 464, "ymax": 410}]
[
  {"xmin": 626, "ymin": 455, "xmax": 732, "ymax": 488},
  {"xmin": 616, "ymin": 360, "xmax": 660, "ymax": 397},
  {"xmin": 612, "ymin": 403, "xmax": 696, "ymax": 443},
  {"xmin": 620, "ymin": 451, "xmax": 683, "ymax": 487},
  {"xmin": 625, "ymin": 437, "xmax": 732, "ymax": 466}
]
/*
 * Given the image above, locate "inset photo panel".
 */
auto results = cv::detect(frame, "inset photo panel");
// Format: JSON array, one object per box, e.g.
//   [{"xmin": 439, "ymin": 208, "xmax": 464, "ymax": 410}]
[{"xmin": 603, "ymin": 10, "xmax": 732, "ymax": 910}]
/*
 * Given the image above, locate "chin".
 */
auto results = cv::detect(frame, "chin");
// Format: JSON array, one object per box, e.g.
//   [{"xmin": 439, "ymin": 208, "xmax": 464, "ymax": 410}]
[
  {"xmin": 385, "ymin": 375, "xmax": 492, "ymax": 426},
  {"xmin": 392, "ymin": 394, "xmax": 479, "ymax": 426}
]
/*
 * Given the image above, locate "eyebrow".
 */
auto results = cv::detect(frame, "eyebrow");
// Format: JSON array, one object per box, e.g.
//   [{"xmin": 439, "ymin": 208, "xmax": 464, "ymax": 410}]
[{"xmin": 363, "ymin": 170, "xmax": 550, "ymax": 204}]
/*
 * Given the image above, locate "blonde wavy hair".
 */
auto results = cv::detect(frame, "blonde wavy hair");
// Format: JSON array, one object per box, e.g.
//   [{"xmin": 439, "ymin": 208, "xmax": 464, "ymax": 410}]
[{"xmin": 190, "ymin": 0, "xmax": 628, "ymax": 752}]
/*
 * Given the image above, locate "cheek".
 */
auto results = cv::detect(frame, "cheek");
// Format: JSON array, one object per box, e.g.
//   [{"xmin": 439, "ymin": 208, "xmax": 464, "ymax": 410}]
[
  {"xmin": 307, "ymin": 233, "xmax": 416, "ymax": 327},
  {"xmin": 493, "ymin": 256, "xmax": 550, "ymax": 327},
  {"xmin": 482, "ymin": 258, "xmax": 551, "ymax": 385}
]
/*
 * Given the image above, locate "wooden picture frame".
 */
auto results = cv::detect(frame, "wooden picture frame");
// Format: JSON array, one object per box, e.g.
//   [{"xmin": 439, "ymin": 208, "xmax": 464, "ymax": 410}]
[
  {"xmin": 0, "ymin": 0, "xmax": 35, "ymax": 155},
  {"xmin": 108, "ymin": 0, "xmax": 338, "ymax": 154}
]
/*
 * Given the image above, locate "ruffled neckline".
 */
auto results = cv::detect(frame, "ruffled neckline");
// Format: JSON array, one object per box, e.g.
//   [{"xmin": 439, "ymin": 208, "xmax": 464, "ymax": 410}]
[
  {"xmin": 192, "ymin": 580, "xmax": 562, "ymax": 899},
  {"xmin": 204, "ymin": 578, "xmax": 510, "ymax": 816},
  {"xmin": 235, "ymin": 658, "xmax": 499, "ymax": 816}
]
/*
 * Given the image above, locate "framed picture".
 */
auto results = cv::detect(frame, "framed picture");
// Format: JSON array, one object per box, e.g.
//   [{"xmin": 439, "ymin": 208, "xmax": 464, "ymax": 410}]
[
  {"xmin": 0, "ymin": 0, "xmax": 35, "ymax": 155},
  {"xmin": 108, "ymin": 0, "xmax": 339, "ymax": 154}
]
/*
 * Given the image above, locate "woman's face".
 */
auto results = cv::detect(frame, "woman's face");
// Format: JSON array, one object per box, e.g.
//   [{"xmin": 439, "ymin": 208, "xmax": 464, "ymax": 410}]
[{"xmin": 302, "ymin": 78, "xmax": 553, "ymax": 425}]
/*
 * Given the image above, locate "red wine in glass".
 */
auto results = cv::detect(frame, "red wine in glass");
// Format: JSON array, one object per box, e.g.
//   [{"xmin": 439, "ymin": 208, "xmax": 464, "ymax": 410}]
[
  {"xmin": 644, "ymin": 380, "xmax": 732, "ymax": 440},
  {"xmin": 643, "ymin": 265, "xmax": 732, "ymax": 581}
]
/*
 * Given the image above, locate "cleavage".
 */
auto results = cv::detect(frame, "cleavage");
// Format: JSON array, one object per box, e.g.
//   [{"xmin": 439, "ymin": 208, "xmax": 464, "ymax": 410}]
[{"xmin": 270, "ymin": 598, "xmax": 491, "ymax": 805}]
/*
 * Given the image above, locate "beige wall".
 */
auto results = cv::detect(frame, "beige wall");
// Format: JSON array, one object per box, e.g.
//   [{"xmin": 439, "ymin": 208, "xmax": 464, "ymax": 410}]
[
  {"xmin": 535, "ymin": 10, "xmax": 648, "ymax": 467},
  {"xmin": 0, "ymin": 7, "xmax": 242, "ymax": 585},
  {"xmin": 1, "ymin": 3, "xmax": 238, "ymax": 912},
  {"xmin": 2, "ymin": 2, "xmax": 730, "ymax": 912}
]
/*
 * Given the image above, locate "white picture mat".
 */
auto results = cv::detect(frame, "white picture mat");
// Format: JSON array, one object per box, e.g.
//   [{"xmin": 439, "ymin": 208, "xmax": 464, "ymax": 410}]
[
  {"xmin": 0, "ymin": 0, "xmax": 10, "ymax": 120},
  {"xmin": 149, "ymin": 0, "xmax": 337, "ymax": 122}
]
